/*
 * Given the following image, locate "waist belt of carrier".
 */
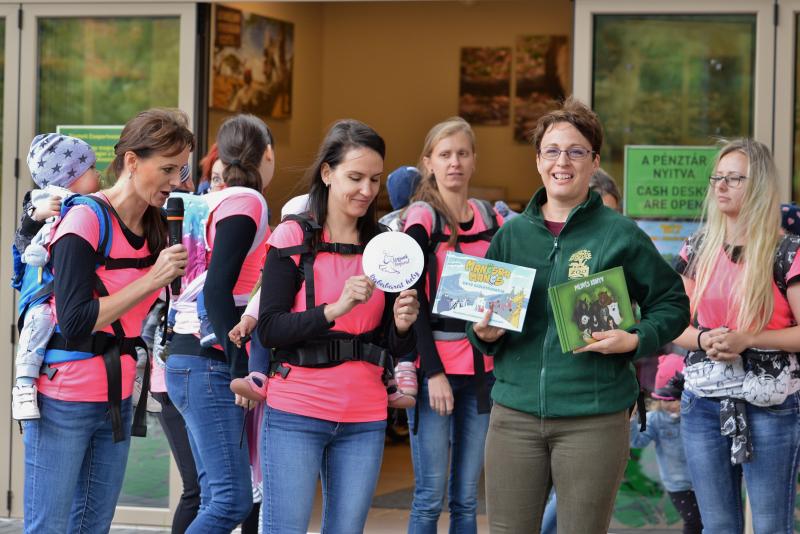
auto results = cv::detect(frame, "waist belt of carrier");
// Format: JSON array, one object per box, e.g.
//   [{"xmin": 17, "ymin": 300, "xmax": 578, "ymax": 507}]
[
  {"xmin": 44, "ymin": 332, "xmax": 144, "ymax": 364},
  {"xmin": 432, "ymin": 317, "xmax": 469, "ymax": 341},
  {"xmin": 275, "ymin": 337, "xmax": 389, "ymax": 368}
]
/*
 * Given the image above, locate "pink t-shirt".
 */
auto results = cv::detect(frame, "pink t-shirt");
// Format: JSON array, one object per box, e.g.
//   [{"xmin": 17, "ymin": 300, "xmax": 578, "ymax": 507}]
[
  {"xmin": 679, "ymin": 243, "xmax": 800, "ymax": 330},
  {"xmin": 207, "ymin": 192, "xmax": 269, "ymax": 297},
  {"xmin": 265, "ymin": 220, "xmax": 388, "ymax": 423},
  {"xmin": 404, "ymin": 200, "xmax": 501, "ymax": 374},
  {"xmin": 38, "ymin": 197, "xmax": 159, "ymax": 402}
]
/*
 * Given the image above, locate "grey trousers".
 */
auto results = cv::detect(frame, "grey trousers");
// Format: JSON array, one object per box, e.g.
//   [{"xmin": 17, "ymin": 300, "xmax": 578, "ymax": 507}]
[{"xmin": 485, "ymin": 403, "xmax": 630, "ymax": 534}]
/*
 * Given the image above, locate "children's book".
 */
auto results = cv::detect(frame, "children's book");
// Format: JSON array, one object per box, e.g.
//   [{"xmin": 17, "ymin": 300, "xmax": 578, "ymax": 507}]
[
  {"xmin": 547, "ymin": 266, "xmax": 635, "ymax": 352},
  {"xmin": 431, "ymin": 252, "xmax": 536, "ymax": 332}
]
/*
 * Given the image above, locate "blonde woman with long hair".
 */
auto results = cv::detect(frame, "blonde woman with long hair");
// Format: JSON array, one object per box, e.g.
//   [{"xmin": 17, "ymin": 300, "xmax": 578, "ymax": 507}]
[
  {"xmin": 401, "ymin": 117, "xmax": 502, "ymax": 533},
  {"xmin": 673, "ymin": 138, "xmax": 800, "ymax": 534}
]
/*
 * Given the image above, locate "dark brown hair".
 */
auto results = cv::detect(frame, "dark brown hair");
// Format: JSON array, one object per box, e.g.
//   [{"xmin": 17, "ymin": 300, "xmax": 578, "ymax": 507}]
[
  {"xmin": 216, "ymin": 114, "xmax": 274, "ymax": 191},
  {"xmin": 530, "ymin": 96, "xmax": 603, "ymax": 154},
  {"xmin": 305, "ymin": 119, "xmax": 386, "ymax": 246},
  {"xmin": 111, "ymin": 108, "xmax": 195, "ymax": 254}
]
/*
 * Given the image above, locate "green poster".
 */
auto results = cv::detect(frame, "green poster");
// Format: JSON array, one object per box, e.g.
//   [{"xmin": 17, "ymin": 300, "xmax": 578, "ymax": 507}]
[
  {"xmin": 56, "ymin": 125, "xmax": 123, "ymax": 173},
  {"xmin": 624, "ymin": 145, "xmax": 718, "ymax": 218}
]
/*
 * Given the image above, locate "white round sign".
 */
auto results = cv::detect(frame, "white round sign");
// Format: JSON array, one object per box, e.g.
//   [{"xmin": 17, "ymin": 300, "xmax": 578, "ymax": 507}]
[{"xmin": 362, "ymin": 232, "xmax": 424, "ymax": 293}]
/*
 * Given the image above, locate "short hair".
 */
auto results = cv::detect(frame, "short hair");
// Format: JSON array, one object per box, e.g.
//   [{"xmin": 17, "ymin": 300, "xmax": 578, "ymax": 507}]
[
  {"xmin": 589, "ymin": 168, "xmax": 621, "ymax": 205},
  {"xmin": 529, "ymin": 97, "xmax": 603, "ymax": 154}
]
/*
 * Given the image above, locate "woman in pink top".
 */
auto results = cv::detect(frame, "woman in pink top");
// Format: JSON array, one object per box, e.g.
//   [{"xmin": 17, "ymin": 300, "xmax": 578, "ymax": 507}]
[
  {"xmin": 23, "ymin": 109, "xmax": 192, "ymax": 534},
  {"xmin": 165, "ymin": 114, "xmax": 274, "ymax": 534},
  {"xmin": 402, "ymin": 117, "xmax": 501, "ymax": 534},
  {"xmin": 256, "ymin": 120, "xmax": 419, "ymax": 534},
  {"xmin": 673, "ymin": 138, "xmax": 800, "ymax": 533}
]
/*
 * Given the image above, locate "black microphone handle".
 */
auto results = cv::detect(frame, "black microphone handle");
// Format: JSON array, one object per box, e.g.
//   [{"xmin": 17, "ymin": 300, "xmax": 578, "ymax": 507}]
[
  {"xmin": 168, "ymin": 222, "xmax": 182, "ymax": 295},
  {"xmin": 166, "ymin": 197, "xmax": 184, "ymax": 295}
]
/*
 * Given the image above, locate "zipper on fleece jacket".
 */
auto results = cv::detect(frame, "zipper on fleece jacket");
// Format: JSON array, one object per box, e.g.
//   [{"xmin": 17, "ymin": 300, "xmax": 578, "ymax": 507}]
[{"xmin": 541, "ymin": 235, "xmax": 560, "ymax": 414}]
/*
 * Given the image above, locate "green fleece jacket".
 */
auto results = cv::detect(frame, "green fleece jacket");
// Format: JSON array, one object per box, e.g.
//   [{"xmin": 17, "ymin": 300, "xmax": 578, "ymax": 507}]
[{"xmin": 467, "ymin": 188, "xmax": 690, "ymax": 418}]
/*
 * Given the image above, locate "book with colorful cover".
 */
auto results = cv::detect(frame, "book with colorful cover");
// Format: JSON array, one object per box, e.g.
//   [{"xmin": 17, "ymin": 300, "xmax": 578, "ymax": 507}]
[
  {"xmin": 431, "ymin": 252, "xmax": 536, "ymax": 332},
  {"xmin": 547, "ymin": 266, "xmax": 635, "ymax": 352}
]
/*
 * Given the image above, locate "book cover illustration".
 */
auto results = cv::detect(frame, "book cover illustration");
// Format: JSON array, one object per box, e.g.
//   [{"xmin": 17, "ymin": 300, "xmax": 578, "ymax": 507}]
[
  {"xmin": 431, "ymin": 252, "xmax": 536, "ymax": 332},
  {"xmin": 548, "ymin": 266, "xmax": 635, "ymax": 352}
]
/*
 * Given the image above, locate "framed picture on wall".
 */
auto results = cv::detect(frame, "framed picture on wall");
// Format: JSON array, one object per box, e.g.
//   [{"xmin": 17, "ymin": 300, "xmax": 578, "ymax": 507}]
[
  {"xmin": 514, "ymin": 35, "xmax": 569, "ymax": 143},
  {"xmin": 211, "ymin": 5, "xmax": 294, "ymax": 119},
  {"xmin": 458, "ymin": 47, "xmax": 512, "ymax": 126}
]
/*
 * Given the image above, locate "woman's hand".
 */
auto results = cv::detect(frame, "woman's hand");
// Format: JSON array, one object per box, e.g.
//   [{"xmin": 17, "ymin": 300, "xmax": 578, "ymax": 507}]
[
  {"xmin": 32, "ymin": 196, "xmax": 62, "ymax": 221},
  {"xmin": 574, "ymin": 329, "xmax": 639, "ymax": 355},
  {"xmin": 472, "ymin": 306, "xmax": 506, "ymax": 343},
  {"xmin": 706, "ymin": 328, "xmax": 749, "ymax": 362},
  {"xmin": 393, "ymin": 289, "xmax": 419, "ymax": 334},
  {"xmin": 324, "ymin": 275, "xmax": 375, "ymax": 322},
  {"xmin": 229, "ymin": 315, "xmax": 257, "ymax": 348},
  {"xmin": 147, "ymin": 244, "xmax": 187, "ymax": 291},
  {"xmin": 427, "ymin": 373, "xmax": 454, "ymax": 416},
  {"xmin": 234, "ymin": 393, "xmax": 256, "ymax": 410}
]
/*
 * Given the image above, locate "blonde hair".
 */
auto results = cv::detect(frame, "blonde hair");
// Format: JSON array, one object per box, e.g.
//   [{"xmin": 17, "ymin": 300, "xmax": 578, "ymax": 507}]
[
  {"xmin": 410, "ymin": 117, "xmax": 476, "ymax": 246},
  {"xmin": 689, "ymin": 138, "xmax": 781, "ymax": 333}
]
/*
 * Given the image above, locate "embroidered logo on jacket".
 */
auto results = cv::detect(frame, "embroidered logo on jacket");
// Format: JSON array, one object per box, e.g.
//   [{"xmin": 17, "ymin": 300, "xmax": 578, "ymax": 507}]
[{"xmin": 568, "ymin": 250, "xmax": 592, "ymax": 279}]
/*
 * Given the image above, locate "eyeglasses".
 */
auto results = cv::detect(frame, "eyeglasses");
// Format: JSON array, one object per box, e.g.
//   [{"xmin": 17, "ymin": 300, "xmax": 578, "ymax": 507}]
[
  {"xmin": 709, "ymin": 174, "xmax": 747, "ymax": 188},
  {"xmin": 538, "ymin": 147, "xmax": 596, "ymax": 161},
  {"xmin": 179, "ymin": 164, "xmax": 191, "ymax": 183}
]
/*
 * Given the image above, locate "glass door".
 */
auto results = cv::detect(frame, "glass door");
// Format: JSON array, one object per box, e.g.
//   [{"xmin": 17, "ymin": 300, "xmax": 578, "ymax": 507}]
[
  {"xmin": 573, "ymin": 0, "xmax": 776, "ymax": 201},
  {"xmin": 774, "ymin": 0, "xmax": 800, "ymax": 201},
  {"xmin": 11, "ymin": 3, "xmax": 196, "ymax": 526}
]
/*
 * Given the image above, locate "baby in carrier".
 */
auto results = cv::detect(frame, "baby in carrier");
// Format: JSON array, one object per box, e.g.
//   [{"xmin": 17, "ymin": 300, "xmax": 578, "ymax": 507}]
[{"xmin": 11, "ymin": 134, "xmax": 100, "ymax": 420}]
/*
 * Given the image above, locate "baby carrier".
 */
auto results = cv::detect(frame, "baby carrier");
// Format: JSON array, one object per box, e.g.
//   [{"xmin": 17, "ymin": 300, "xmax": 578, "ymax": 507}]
[
  {"xmin": 14, "ymin": 194, "xmax": 158, "ymax": 442},
  {"xmin": 268, "ymin": 214, "xmax": 394, "ymax": 378}
]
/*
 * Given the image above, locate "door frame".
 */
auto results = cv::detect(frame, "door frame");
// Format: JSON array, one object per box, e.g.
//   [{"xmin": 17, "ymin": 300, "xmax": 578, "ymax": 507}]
[
  {"xmin": 8, "ymin": 2, "xmax": 196, "ymax": 526},
  {"xmin": 0, "ymin": 1, "xmax": 21, "ymax": 519}
]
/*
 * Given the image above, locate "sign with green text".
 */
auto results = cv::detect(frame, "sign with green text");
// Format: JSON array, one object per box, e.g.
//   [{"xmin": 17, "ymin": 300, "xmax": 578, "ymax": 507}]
[
  {"xmin": 624, "ymin": 145, "xmax": 718, "ymax": 218},
  {"xmin": 56, "ymin": 125, "xmax": 123, "ymax": 173}
]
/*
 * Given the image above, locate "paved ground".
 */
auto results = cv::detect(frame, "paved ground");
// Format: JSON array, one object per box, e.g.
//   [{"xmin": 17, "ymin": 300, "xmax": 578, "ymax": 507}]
[{"xmin": 0, "ymin": 519, "xmax": 171, "ymax": 533}]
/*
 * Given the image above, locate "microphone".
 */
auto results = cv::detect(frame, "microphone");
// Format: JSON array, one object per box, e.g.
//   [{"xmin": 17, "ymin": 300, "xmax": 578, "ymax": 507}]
[{"xmin": 166, "ymin": 197, "xmax": 184, "ymax": 295}]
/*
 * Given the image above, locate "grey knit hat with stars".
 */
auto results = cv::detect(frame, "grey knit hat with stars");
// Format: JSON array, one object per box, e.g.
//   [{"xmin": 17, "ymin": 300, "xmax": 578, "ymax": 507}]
[{"xmin": 27, "ymin": 133, "xmax": 96, "ymax": 188}]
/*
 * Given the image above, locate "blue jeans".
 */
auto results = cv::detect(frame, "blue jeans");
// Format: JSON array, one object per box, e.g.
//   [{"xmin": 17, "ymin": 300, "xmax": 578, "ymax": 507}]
[
  {"xmin": 681, "ymin": 390, "xmax": 800, "ymax": 533},
  {"xmin": 540, "ymin": 489, "xmax": 557, "ymax": 534},
  {"xmin": 166, "ymin": 354, "xmax": 252, "ymax": 533},
  {"xmin": 261, "ymin": 406, "xmax": 386, "ymax": 534},
  {"xmin": 406, "ymin": 374, "xmax": 492, "ymax": 534},
  {"xmin": 23, "ymin": 395, "xmax": 132, "ymax": 534}
]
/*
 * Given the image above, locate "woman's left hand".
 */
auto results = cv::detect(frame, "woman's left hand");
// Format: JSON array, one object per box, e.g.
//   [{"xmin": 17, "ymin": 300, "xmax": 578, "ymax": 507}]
[
  {"xmin": 706, "ymin": 329, "xmax": 751, "ymax": 361},
  {"xmin": 393, "ymin": 289, "xmax": 419, "ymax": 334},
  {"xmin": 574, "ymin": 329, "xmax": 639, "ymax": 355}
]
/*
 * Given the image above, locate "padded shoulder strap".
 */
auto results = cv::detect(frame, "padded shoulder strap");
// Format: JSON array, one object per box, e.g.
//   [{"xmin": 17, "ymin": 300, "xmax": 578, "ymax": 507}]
[
  {"xmin": 61, "ymin": 194, "xmax": 114, "ymax": 258},
  {"xmin": 276, "ymin": 214, "xmax": 320, "ymax": 257},
  {"xmin": 774, "ymin": 234, "xmax": 800, "ymax": 297},
  {"xmin": 469, "ymin": 198, "xmax": 500, "ymax": 232},
  {"xmin": 205, "ymin": 186, "xmax": 270, "ymax": 255}
]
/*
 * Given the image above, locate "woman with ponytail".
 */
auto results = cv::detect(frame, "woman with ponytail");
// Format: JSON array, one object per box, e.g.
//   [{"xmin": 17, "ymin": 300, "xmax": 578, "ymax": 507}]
[
  {"xmin": 165, "ymin": 114, "xmax": 275, "ymax": 533},
  {"xmin": 23, "ymin": 108, "xmax": 193, "ymax": 533},
  {"xmin": 673, "ymin": 138, "xmax": 800, "ymax": 533},
  {"xmin": 402, "ymin": 117, "xmax": 501, "ymax": 533}
]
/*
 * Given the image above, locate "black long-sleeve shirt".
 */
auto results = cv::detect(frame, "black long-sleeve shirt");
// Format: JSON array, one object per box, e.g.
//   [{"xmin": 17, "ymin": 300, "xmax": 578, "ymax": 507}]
[{"xmin": 204, "ymin": 215, "xmax": 256, "ymax": 379}]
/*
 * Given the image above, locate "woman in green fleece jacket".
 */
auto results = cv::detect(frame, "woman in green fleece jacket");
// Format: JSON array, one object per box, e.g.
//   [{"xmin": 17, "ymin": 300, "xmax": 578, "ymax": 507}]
[{"xmin": 467, "ymin": 97, "xmax": 690, "ymax": 534}]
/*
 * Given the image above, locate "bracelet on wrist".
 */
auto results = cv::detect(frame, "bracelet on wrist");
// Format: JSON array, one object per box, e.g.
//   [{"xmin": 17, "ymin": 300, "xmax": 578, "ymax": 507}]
[{"xmin": 697, "ymin": 329, "xmax": 708, "ymax": 351}]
